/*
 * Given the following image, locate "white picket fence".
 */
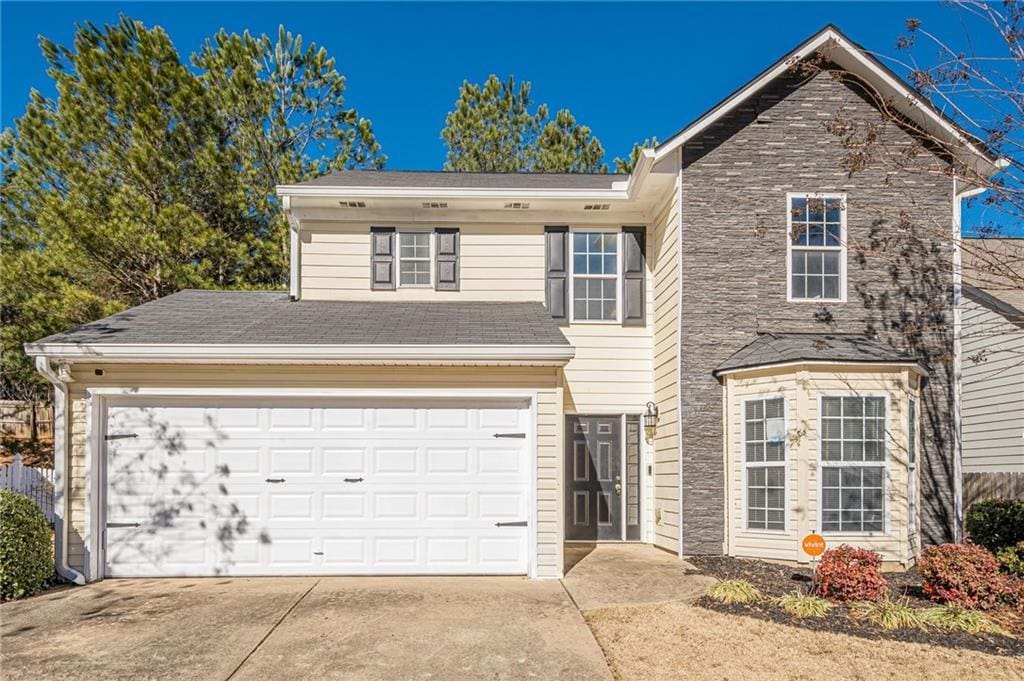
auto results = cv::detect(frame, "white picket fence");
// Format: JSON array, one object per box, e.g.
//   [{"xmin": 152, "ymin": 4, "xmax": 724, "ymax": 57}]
[{"xmin": 0, "ymin": 454, "xmax": 56, "ymax": 523}]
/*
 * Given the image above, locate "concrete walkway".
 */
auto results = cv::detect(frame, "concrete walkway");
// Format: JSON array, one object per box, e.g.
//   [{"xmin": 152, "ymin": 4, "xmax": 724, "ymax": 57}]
[
  {"xmin": 0, "ymin": 577, "xmax": 611, "ymax": 681},
  {"xmin": 561, "ymin": 543, "xmax": 717, "ymax": 611}
]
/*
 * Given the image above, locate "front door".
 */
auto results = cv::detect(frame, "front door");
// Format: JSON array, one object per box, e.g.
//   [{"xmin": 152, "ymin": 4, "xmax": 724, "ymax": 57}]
[{"xmin": 565, "ymin": 416, "xmax": 622, "ymax": 541}]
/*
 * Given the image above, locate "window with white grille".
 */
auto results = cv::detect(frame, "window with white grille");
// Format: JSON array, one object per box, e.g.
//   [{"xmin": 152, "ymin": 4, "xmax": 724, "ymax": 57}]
[
  {"xmin": 788, "ymin": 194, "xmax": 846, "ymax": 302},
  {"xmin": 399, "ymin": 232, "xmax": 431, "ymax": 286},
  {"xmin": 820, "ymin": 396, "xmax": 886, "ymax": 533},
  {"xmin": 745, "ymin": 397, "xmax": 786, "ymax": 531}
]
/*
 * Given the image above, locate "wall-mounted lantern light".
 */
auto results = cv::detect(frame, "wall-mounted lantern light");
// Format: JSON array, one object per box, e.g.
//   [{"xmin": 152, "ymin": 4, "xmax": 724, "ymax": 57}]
[{"xmin": 643, "ymin": 401, "xmax": 659, "ymax": 430}]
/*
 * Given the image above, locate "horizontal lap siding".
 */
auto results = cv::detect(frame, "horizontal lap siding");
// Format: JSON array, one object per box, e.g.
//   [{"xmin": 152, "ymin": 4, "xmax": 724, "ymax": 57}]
[
  {"xmin": 651, "ymin": 190, "xmax": 681, "ymax": 553},
  {"xmin": 65, "ymin": 365, "xmax": 562, "ymax": 577},
  {"xmin": 301, "ymin": 223, "xmax": 544, "ymax": 301},
  {"xmin": 961, "ymin": 300, "xmax": 1024, "ymax": 473}
]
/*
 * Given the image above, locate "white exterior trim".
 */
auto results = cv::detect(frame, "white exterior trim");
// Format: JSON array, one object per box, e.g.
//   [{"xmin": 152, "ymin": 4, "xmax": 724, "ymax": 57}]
[
  {"xmin": 277, "ymin": 185, "xmax": 630, "ymax": 200},
  {"xmin": 24, "ymin": 343, "xmax": 576, "ymax": 365},
  {"xmin": 84, "ymin": 387, "xmax": 543, "ymax": 580},
  {"xmin": 785, "ymin": 192, "xmax": 848, "ymax": 304},
  {"xmin": 714, "ymin": 359, "xmax": 925, "ymax": 378}
]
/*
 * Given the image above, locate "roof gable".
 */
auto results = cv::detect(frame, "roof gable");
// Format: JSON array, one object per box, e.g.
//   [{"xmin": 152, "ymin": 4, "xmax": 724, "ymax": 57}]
[{"xmin": 653, "ymin": 24, "xmax": 1003, "ymax": 182}]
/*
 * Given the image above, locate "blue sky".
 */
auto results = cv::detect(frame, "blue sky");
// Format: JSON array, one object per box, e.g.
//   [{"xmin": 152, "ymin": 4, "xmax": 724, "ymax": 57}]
[{"xmin": 1, "ymin": 1, "xmax": 1019, "ymax": 235}]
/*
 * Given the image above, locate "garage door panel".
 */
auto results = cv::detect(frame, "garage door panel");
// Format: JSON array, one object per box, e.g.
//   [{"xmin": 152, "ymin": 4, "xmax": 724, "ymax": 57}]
[{"xmin": 105, "ymin": 401, "xmax": 531, "ymax": 577}]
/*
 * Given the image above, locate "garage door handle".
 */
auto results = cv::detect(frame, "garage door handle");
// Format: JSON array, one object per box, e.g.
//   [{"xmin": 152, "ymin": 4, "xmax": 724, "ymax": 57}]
[
  {"xmin": 493, "ymin": 433, "xmax": 526, "ymax": 439},
  {"xmin": 106, "ymin": 522, "xmax": 141, "ymax": 528},
  {"xmin": 495, "ymin": 521, "xmax": 528, "ymax": 527},
  {"xmin": 265, "ymin": 478, "xmax": 286, "ymax": 483},
  {"xmin": 344, "ymin": 477, "xmax": 364, "ymax": 483}
]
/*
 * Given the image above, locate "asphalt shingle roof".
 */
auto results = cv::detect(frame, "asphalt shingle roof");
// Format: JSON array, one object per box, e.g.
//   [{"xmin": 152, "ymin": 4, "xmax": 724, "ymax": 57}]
[
  {"xmin": 714, "ymin": 332, "xmax": 917, "ymax": 376},
  {"xmin": 290, "ymin": 169, "xmax": 626, "ymax": 191},
  {"xmin": 32, "ymin": 290, "xmax": 570, "ymax": 347}
]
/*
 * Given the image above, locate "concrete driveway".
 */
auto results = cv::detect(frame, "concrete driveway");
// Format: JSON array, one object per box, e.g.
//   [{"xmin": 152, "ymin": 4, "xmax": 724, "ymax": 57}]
[{"xmin": 0, "ymin": 577, "xmax": 612, "ymax": 681}]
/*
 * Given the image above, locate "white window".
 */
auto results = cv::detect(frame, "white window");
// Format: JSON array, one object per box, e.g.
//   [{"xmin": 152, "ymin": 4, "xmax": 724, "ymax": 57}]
[
  {"xmin": 399, "ymin": 232, "xmax": 431, "ymax": 286},
  {"xmin": 744, "ymin": 397, "xmax": 786, "ymax": 531},
  {"xmin": 820, "ymin": 396, "xmax": 886, "ymax": 533},
  {"xmin": 787, "ymin": 193, "xmax": 846, "ymax": 302},
  {"xmin": 571, "ymin": 231, "xmax": 620, "ymax": 322}
]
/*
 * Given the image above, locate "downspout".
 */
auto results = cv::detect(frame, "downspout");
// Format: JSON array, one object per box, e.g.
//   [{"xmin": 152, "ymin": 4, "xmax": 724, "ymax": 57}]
[
  {"xmin": 35, "ymin": 356, "xmax": 86, "ymax": 585},
  {"xmin": 676, "ymin": 147, "xmax": 686, "ymax": 556},
  {"xmin": 951, "ymin": 179, "xmax": 989, "ymax": 542}
]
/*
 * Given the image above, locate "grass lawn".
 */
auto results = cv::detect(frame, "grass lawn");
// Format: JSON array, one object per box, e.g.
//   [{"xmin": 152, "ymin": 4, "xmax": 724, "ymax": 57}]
[{"xmin": 585, "ymin": 601, "xmax": 1024, "ymax": 681}]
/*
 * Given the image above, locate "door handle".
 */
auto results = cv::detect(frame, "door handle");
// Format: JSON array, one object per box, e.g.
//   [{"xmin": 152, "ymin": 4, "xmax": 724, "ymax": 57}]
[
  {"xmin": 106, "ymin": 522, "xmax": 140, "ymax": 528},
  {"xmin": 615, "ymin": 483, "xmax": 622, "ymax": 495},
  {"xmin": 344, "ymin": 477, "xmax": 364, "ymax": 483},
  {"xmin": 265, "ymin": 478, "xmax": 286, "ymax": 484},
  {"xmin": 495, "ymin": 521, "xmax": 528, "ymax": 527}
]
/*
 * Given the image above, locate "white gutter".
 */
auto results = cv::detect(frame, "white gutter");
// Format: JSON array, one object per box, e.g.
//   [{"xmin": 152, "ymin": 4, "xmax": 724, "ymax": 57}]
[
  {"xmin": 23, "ymin": 343, "xmax": 577, "ymax": 364},
  {"xmin": 34, "ymin": 356, "xmax": 86, "ymax": 585},
  {"xmin": 951, "ymin": 179, "xmax": 990, "ymax": 542}
]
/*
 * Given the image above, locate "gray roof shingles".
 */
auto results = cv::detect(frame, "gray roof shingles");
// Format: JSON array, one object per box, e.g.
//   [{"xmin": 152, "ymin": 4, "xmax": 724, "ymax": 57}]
[
  {"xmin": 289, "ymin": 169, "xmax": 626, "ymax": 191},
  {"xmin": 31, "ymin": 290, "xmax": 570, "ymax": 347},
  {"xmin": 714, "ymin": 332, "xmax": 918, "ymax": 376}
]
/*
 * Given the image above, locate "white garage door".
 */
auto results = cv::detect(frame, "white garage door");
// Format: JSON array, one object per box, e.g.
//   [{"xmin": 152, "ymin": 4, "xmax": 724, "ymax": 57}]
[{"xmin": 104, "ymin": 400, "xmax": 531, "ymax": 577}]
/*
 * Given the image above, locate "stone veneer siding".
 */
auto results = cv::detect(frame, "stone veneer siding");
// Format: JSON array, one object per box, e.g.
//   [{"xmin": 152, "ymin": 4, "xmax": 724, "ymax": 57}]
[{"xmin": 678, "ymin": 68, "xmax": 957, "ymax": 554}]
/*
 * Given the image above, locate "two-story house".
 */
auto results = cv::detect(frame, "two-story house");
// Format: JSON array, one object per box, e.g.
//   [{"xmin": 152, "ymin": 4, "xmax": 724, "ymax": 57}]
[{"xmin": 26, "ymin": 25, "xmax": 1005, "ymax": 583}]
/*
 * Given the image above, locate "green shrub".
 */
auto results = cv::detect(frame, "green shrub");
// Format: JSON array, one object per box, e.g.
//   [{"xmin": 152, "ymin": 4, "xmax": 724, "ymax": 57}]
[
  {"xmin": 921, "ymin": 605, "xmax": 1005, "ymax": 635},
  {"xmin": 708, "ymin": 579, "xmax": 762, "ymax": 604},
  {"xmin": 0, "ymin": 491, "xmax": 54, "ymax": 600},
  {"xmin": 995, "ymin": 541, "xmax": 1024, "ymax": 578},
  {"xmin": 965, "ymin": 498, "xmax": 1024, "ymax": 553},
  {"xmin": 775, "ymin": 592, "xmax": 832, "ymax": 618},
  {"xmin": 850, "ymin": 596, "xmax": 926, "ymax": 630}
]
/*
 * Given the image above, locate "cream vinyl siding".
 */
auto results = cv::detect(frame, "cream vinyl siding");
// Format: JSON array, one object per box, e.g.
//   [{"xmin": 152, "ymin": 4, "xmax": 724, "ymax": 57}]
[
  {"xmin": 63, "ymin": 364, "xmax": 563, "ymax": 578},
  {"xmin": 962, "ymin": 298, "xmax": 1024, "ymax": 473},
  {"xmin": 301, "ymin": 223, "xmax": 545, "ymax": 301},
  {"xmin": 651, "ymin": 188, "xmax": 681, "ymax": 552},
  {"xmin": 723, "ymin": 365, "xmax": 917, "ymax": 564},
  {"xmin": 300, "ymin": 220, "xmax": 656, "ymax": 417}
]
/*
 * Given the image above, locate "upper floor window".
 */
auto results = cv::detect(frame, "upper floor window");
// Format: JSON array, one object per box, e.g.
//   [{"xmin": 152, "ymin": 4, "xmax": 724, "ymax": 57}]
[
  {"xmin": 787, "ymin": 193, "xmax": 846, "ymax": 302},
  {"xmin": 571, "ymin": 231, "xmax": 619, "ymax": 322},
  {"xmin": 399, "ymin": 232, "xmax": 431, "ymax": 286}
]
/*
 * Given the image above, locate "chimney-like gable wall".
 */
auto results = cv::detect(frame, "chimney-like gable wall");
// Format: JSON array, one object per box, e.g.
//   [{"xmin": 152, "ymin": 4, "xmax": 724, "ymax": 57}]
[{"xmin": 677, "ymin": 68, "xmax": 956, "ymax": 554}]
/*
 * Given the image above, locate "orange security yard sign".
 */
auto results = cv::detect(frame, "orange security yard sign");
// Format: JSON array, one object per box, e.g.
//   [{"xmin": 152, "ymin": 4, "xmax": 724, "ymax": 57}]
[{"xmin": 802, "ymin": 533, "xmax": 826, "ymax": 558}]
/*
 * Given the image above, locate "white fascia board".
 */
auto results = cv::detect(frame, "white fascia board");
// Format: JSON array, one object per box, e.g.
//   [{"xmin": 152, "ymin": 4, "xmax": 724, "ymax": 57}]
[
  {"xmin": 714, "ymin": 359, "xmax": 926, "ymax": 378},
  {"xmin": 275, "ymin": 184, "xmax": 628, "ymax": 201},
  {"xmin": 25, "ymin": 343, "xmax": 576, "ymax": 364},
  {"xmin": 652, "ymin": 28, "xmax": 1004, "ymax": 176}
]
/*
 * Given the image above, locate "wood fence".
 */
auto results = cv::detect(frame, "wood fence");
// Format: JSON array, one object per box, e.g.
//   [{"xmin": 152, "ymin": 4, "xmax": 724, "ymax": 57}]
[
  {"xmin": 0, "ymin": 400, "xmax": 53, "ymax": 441},
  {"xmin": 0, "ymin": 454, "xmax": 56, "ymax": 522}
]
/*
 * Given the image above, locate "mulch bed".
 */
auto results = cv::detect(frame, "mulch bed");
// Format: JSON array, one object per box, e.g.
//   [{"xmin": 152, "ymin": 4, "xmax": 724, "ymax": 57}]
[{"xmin": 689, "ymin": 555, "xmax": 1024, "ymax": 657}]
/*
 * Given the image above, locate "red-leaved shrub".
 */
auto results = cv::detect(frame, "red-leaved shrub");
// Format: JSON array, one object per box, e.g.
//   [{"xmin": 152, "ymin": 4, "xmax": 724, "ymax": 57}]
[
  {"xmin": 918, "ymin": 543, "xmax": 1006, "ymax": 610},
  {"xmin": 815, "ymin": 545, "xmax": 888, "ymax": 602}
]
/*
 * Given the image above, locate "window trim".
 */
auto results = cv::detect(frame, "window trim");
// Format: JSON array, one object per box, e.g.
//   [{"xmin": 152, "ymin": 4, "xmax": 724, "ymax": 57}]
[
  {"xmin": 568, "ymin": 227, "xmax": 623, "ymax": 324},
  {"xmin": 741, "ymin": 394, "xmax": 789, "ymax": 534},
  {"xmin": 817, "ymin": 392, "xmax": 890, "ymax": 537},
  {"xmin": 786, "ymin": 192, "xmax": 848, "ymax": 304},
  {"xmin": 397, "ymin": 229, "xmax": 434, "ymax": 288}
]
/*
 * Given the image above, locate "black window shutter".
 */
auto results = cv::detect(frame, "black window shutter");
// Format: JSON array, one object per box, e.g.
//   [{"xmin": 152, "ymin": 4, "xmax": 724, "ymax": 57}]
[
  {"xmin": 434, "ymin": 228, "xmax": 460, "ymax": 291},
  {"xmin": 622, "ymin": 226, "xmax": 646, "ymax": 326},
  {"xmin": 370, "ymin": 227, "xmax": 396, "ymax": 290},
  {"xmin": 545, "ymin": 226, "xmax": 569, "ymax": 325}
]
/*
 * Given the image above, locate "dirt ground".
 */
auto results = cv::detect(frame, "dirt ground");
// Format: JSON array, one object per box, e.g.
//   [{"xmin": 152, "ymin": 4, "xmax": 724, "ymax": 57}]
[{"xmin": 585, "ymin": 601, "xmax": 1024, "ymax": 681}]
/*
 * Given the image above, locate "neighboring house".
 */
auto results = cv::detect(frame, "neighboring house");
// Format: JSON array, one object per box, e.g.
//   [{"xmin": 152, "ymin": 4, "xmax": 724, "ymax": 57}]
[
  {"xmin": 25, "ymin": 25, "xmax": 1007, "ymax": 583},
  {"xmin": 960, "ymin": 238, "xmax": 1024, "ymax": 507}
]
